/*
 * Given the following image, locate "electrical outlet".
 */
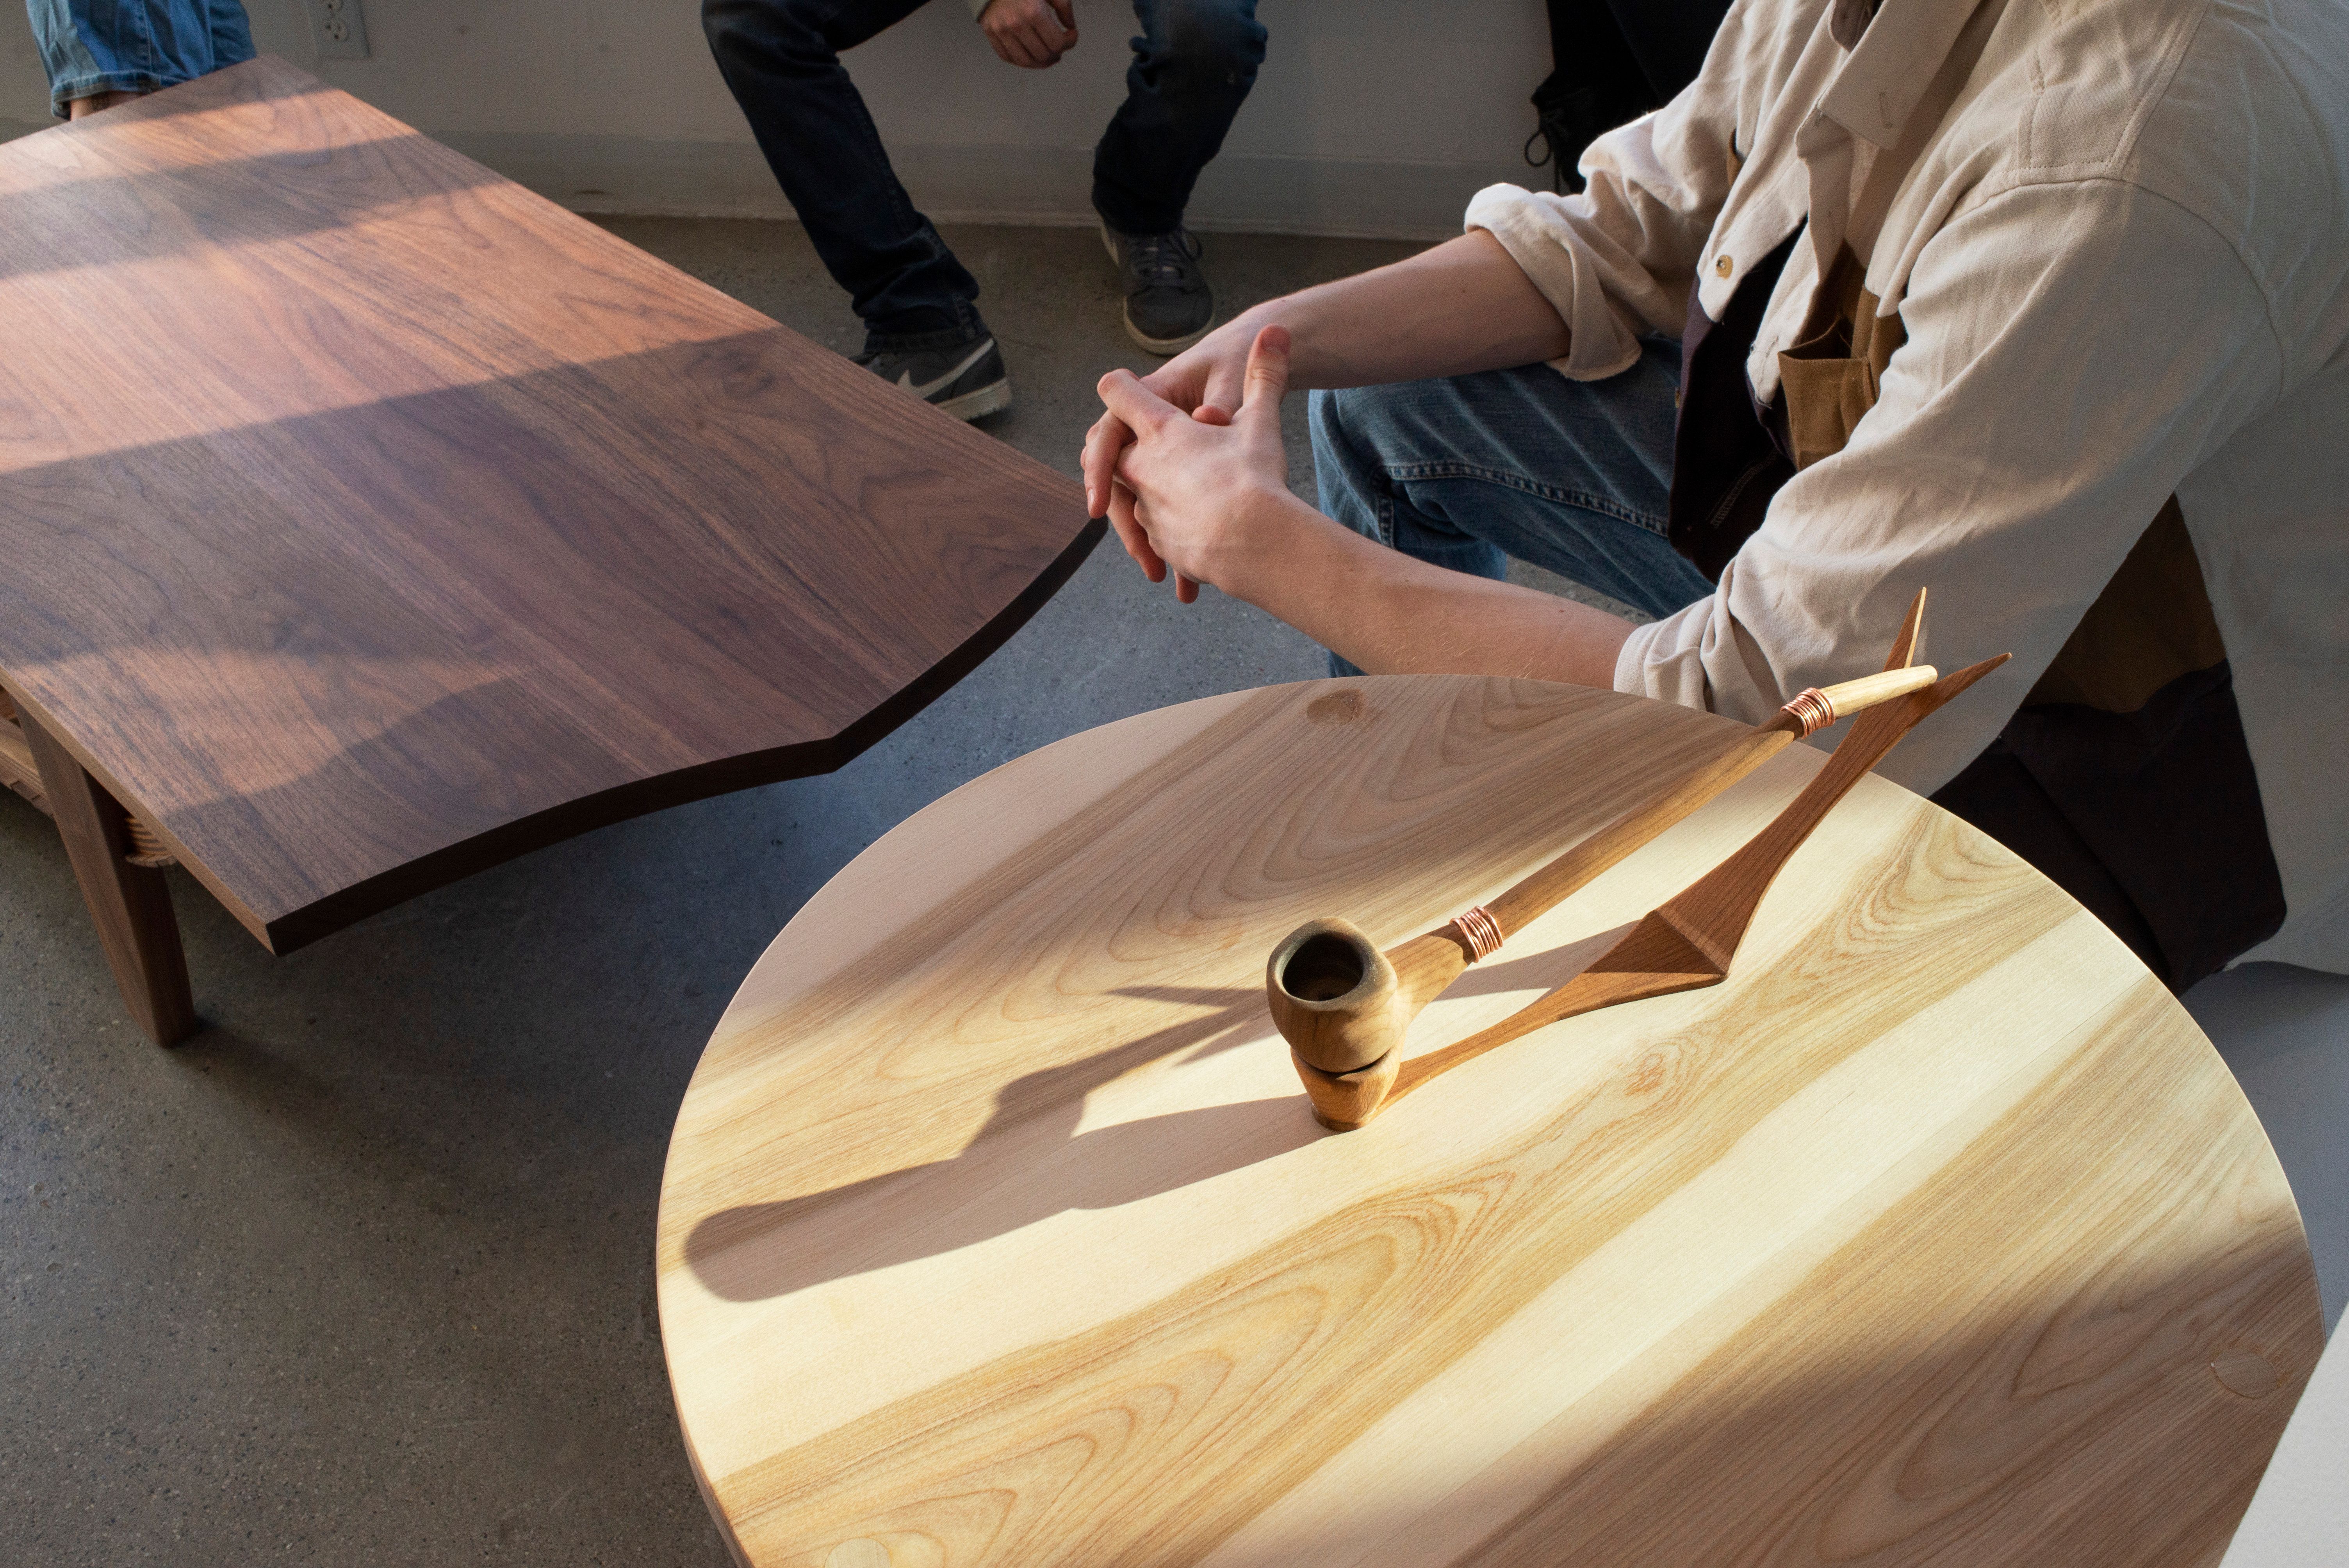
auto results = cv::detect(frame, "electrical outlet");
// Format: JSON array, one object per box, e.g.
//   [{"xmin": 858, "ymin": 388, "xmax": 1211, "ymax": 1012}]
[{"xmin": 303, "ymin": 0, "xmax": 370, "ymax": 61}]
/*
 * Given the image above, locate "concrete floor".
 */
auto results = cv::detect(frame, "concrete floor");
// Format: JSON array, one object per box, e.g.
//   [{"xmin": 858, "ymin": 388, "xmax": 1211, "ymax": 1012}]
[
  {"xmin": 0, "ymin": 220, "xmax": 1417, "ymax": 1568},
  {"xmin": 4, "ymin": 219, "xmax": 2343, "ymax": 1567}
]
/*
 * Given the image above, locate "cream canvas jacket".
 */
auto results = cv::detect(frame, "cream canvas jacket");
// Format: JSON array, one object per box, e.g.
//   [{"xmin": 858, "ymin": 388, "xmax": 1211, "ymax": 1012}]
[{"xmin": 1468, "ymin": 0, "xmax": 2349, "ymax": 973}]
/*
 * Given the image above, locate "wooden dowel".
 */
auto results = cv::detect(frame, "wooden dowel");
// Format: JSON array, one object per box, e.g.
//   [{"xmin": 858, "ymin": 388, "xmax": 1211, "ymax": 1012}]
[
  {"xmin": 1267, "ymin": 591, "xmax": 1941, "ymax": 1078},
  {"xmin": 1483, "ymin": 724, "xmax": 1793, "ymax": 942},
  {"xmin": 1298, "ymin": 650, "xmax": 2014, "ymax": 1130},
  {"xmin": 1458, "ymin": 597, "xmax": 1938, "ymax": 951}
]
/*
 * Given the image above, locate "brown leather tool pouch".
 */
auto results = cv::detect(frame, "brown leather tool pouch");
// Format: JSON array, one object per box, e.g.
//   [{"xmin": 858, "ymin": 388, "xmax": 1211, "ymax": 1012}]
[{"xmin": 1776, "ymin": 244, "xmax": 1906, "ymax": 471}]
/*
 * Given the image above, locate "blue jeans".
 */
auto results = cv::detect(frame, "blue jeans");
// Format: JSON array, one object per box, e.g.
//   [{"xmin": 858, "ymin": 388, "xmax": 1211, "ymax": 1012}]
[
  {"xmin": 1310, "ymin": 341, "xmax": 1716, "ymax": 675},
  {"xmin": 25, "ymin": 0, "xmax": 253, "ymax": 117},
  {"xmin": 702, "ymin": 0, "xmax": 1266, "ymax": 348}
]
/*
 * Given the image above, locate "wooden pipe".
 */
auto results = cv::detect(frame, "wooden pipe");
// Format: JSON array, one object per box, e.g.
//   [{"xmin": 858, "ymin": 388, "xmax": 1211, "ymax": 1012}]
[
  {"xmin": 1267, "ymin": 590, "xmax": 1939, "ymax": 1080},
  {"xmin": 1292, "ymin": 648, "xmax": 2013, "ymax": 1130}
]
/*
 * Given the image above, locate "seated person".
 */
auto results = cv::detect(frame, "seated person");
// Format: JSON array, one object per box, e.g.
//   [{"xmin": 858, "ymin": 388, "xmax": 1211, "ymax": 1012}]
[
  {"xmin": 703, "ymin": 0, "xmax": 1267, "ymax": 418},
  {"xmin": 1083, "ymin": 0, "xmax": 2349, "ymax": 992},
  {"xmin": 25, "ymin": 0, "xmax": 253, "ymax": 118}
]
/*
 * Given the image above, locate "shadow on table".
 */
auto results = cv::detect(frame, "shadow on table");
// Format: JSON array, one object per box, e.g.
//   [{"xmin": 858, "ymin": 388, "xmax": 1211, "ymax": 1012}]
[
  {"xmin": 682, "ymin": 925, "xmax": 1647, "ymax": 1304},
  {"xmin": 4, "ymin": 305, "xmax": 1095, "ymax": 951},
  {"xmin": 683, "ymin": 989, "xmax": 1325, "ymax": 1302},
  {"xmin": 0, "ymin": 134, "xmax": 505, "ymax": 286}
]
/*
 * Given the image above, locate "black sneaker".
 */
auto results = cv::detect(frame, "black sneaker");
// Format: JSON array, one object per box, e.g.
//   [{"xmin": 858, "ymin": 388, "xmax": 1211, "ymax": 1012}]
[
  {"xmin": 854, "ymin": 332, "xmax": 1012, "ymax": 421},
  {"xmin": 1101, "ymin": 223, "xmax": 1214, "ymax": 355}
]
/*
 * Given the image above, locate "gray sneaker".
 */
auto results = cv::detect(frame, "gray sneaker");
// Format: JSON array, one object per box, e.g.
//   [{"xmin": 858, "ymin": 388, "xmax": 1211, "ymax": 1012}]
[
  {"xmin": 1101, "ymin": 223, "xmax": 1215, "ymax": 355},
  {"xmin": 854, "ymin": 332, "xmax": 1012, "ymax": 421}
]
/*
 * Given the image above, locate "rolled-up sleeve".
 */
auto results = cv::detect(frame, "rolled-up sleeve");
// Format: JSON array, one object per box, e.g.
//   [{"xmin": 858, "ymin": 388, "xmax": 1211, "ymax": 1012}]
[
  {"xmin": 1615, "ymin": 179, "xmax": 2280, "ymax": 795},
  {"xmin": 1466, "ymin": 178, "xmax": 1689, "ymax": 381}
]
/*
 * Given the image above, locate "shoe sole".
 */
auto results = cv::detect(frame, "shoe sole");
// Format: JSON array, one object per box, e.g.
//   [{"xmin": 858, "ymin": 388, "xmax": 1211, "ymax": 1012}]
[
  {"xmin": 1123, "ymin": 307, "xmax": 1213, "ymax": 356},
  {"xmin": 933, "ymin": 377, "xmax": 1013, "ymax": 421},
  {"xmin": 1103, "ymin": 222, "xmax": 1213, "ymax": 357}
]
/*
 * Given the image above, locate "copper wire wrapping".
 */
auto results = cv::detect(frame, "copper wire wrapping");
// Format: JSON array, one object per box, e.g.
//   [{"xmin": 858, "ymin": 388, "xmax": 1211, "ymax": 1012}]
[
  {"xmin": 1780, "ymin": 686, "xmax": 1837, "ymax": 736},
  {"xmin": 1453, "ymin": 903, "xmax": 1504, "ymax": 962}
]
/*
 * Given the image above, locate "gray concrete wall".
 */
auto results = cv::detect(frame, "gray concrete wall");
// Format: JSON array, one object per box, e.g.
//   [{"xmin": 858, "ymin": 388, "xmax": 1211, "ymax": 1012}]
[{"xmin": 2, "ymin": 0, "xmax": 1556, "ymax": 238}]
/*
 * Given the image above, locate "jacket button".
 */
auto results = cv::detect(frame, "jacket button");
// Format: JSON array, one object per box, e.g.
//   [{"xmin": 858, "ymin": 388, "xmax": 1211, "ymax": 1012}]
[{"xmin": 1714, "ymin": 255, "xmax": 1733, "ymax": 278}]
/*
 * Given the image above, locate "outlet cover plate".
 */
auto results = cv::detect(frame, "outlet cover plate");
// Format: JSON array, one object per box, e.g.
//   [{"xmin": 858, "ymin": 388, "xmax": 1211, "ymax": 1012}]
[{"xmin": 303, "ymin": 0, "xmax": 370, "ymax": 61}]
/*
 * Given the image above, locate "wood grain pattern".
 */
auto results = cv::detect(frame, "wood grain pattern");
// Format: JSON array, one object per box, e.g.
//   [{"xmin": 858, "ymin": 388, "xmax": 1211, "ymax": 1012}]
[
  {"xmin": 658, "ymin": 676, "xmax": 2323, "ymax": 1568},
  {"xmin": 0, "ymin": 57, "xmax": 1098, "ymax": 955}
]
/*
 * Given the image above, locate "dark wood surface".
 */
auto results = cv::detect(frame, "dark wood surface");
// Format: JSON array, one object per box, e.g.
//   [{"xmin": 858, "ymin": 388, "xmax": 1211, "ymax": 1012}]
[{"xmin": 0, "ymin": 57, "xmax": 1099, "ymax": 955}]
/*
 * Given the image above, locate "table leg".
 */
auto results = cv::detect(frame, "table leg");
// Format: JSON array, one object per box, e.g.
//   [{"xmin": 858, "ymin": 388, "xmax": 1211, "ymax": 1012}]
[
  {"xmin": 18, "ymin": 709, "xmax": 198, "ymax": 1046},
  {"xmin": 0, "ymin": 691, "xmax": 49, "ymax": 812}
]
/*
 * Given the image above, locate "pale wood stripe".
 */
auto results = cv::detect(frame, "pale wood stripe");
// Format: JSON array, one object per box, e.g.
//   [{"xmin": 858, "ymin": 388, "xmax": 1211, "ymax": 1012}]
[
  {"xmin": 1466, "ymin": 989, "xmax": 2314, "ymax": 1567},
  {"xmin": 709, "ymin": 812, "xmax": 2083, "ymax": 1562},
  {"xmin": 714, "ymin": 692, "xmax": 1241, "ymax": 1030},
  {"xmin": 664, "ymin": 682, "xmax": 1732, "ymax": 1267},
  {"xmin": 1203, "ymin": 910, "xmax": 2144, "ymax": 1568},
  {"xmin": 664, "ymin": 687, "xmax": 1787, "ymax": 1470},
  {"xmin": 658, "ymin": 676, "xmax": 2322, "ymax": 1568}
]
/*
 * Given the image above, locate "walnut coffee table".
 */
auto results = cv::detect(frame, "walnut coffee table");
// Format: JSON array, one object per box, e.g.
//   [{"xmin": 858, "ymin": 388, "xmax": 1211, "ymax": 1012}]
[
  {"xmin": 659, "ymin": 676, "xmax": 2323, "ymax": 1567},
  {"xmin": 0, "ymin": 58, "xmax": 1098, "ymax": 1043}
]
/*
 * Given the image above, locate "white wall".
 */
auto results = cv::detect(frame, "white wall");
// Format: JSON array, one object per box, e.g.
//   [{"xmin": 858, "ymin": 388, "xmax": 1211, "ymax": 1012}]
[{"xmin": 2, "ymin": 0, "xmax": 1556, "ymax": 238}]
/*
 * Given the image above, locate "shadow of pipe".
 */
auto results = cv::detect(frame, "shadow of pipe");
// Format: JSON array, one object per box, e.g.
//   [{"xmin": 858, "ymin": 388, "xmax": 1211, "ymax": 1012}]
[
  {"xmin": 685, "ymin": 994, "xmax": 1315, "ymax": 1303},
  {"xmin": 685, "ymin": 1094, "xmax": 1319, "ymax": 1303}
]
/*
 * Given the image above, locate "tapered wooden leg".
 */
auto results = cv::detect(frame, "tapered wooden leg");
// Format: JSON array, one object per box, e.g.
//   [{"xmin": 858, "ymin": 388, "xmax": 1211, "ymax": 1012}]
[{"xmin": 18, "ymin": 709, "xmax": 198, "ymax": 1046}]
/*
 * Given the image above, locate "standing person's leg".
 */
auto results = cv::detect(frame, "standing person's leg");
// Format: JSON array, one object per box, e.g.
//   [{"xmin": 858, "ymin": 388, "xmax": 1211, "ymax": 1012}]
[
  {"xmin": 1093, "ymin": 0, "xmax": 1264, "ymax": 235},
  {"xmin": 29, "ymin": 0, "xmax": 159, "ymax": 117},
  {"xmin": 1093, "ymin": 0, "xmax": 1265, "ymax": 354},
  {"xmin": 1308, "ymin": 342, "xmax": 1714, "ymax": 675},
  {"xmin": 702, "ymin": 0, "xmax": 1011, "ymax": 417},
  {"xmin": 29, "ymin": 0, "xmax": 254, "ymax": 118},
  {"xmin": 200, "ymin": 0, "xmax": 253, "ymax": 69}
]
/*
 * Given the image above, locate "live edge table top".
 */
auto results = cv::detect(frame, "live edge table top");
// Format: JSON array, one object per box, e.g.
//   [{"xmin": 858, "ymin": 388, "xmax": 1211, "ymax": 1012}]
[
  {"xmin": 659, "ymin": 677, "xmax": 2322, "ymax": 1568},
  {"xmin": 0, "ymin": 57, "xmax": 1097, "ymax": 953}
]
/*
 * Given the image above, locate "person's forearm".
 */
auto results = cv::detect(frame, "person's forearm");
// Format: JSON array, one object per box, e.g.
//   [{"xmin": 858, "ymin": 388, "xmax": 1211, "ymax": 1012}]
[
  {"xmin": 1215, "ymin": 488, "xmax": 1633, "ymax": 687},
  {"xmin": 1229, "ymin": 230, "xmax": 1574, "ymax": 392}
]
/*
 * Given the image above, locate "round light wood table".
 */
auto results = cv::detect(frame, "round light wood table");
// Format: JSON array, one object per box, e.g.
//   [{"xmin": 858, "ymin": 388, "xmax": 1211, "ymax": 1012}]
[{"xmin": 658, "ymin": 677, "xmax": 2324, "ymax": 1568}]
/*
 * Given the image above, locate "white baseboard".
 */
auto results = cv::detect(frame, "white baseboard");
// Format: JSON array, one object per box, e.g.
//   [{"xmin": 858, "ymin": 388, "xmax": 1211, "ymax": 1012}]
[
  {"xmin": 435, "ymin": 132, "xmax": 1518, "ymax": 241},
  {"xmin": 0, "ymin": 114, "xmax": 1531, "ymax": 241}
]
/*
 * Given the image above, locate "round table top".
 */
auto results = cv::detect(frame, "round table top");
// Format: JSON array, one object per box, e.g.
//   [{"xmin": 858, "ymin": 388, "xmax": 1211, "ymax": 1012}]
[{"xmin": 658, "ymin": 677, "xmax": 2323, "ymax": 1568}]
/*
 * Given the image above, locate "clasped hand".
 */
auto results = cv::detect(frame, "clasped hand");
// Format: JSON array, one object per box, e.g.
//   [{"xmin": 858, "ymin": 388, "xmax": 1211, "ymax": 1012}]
[
  {"xmin": 1082, "ymin": 325, "xmax": 1297, "ymax": 605},
  {"xmin": 981, "ymin": 0, "xmax": 1078, "ymax": 68}
]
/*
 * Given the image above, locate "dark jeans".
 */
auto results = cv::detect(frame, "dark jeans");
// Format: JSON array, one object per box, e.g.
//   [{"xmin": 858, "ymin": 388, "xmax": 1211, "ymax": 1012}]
[{"xmin": 703, "ymin": 0, "xmax": 1266, "ymax": 347}]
